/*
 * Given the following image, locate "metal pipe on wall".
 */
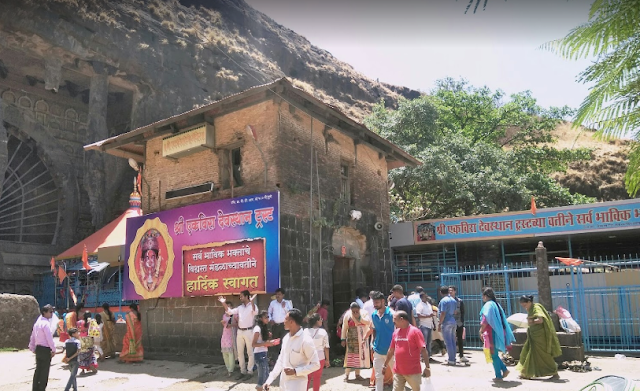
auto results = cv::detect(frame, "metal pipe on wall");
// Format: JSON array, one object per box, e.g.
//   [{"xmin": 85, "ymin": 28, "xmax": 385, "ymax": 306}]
[
  {"xmin": 316, "ymin": 150, "xmax": 322, "ymax": 299},
  {"xmin": 308, "ymin": 117, "xmax": 313, "ymax": 305}
]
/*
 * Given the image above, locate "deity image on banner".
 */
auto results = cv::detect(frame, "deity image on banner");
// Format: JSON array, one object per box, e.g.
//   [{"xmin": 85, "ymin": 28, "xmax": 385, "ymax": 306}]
[
  {"xmin": 417, "ymin": 222, "xmax": 436, "ymax": 241},
  {"xmin": 128, "ymin": 217, "xmax": 175, "ymax": 299}
]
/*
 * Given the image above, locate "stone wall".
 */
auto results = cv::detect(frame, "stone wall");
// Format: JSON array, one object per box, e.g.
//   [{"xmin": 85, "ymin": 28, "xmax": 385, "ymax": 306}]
[
  {"xmin": 137, "ymin": 99, "xmax": 394, "ymax": 358},
  {"xmin": 0, "ymin": 294, "xmax": 40, "ymax": 349}
]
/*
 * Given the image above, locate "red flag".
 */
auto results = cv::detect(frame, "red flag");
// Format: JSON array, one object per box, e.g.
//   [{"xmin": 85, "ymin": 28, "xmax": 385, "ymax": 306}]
[
  {"xmin": 57, "ymin": 267, "xmax": 67, "ymax": 284},
  {"xmin": 50, "ymin": 257, "xmax": 55, "ymax": 272},
  {"xmin": 69, "ymin": 287, "xmax": 78, "ymax": 305},
  {"xmin": 82, "ymin": 244, "xmax": 92, "ymax": 271},
  {"xmin": 556, "ymin": 257, "xmax": 584, "ymax": 266},
  {"xmin": 531, "ymin": 196, "xmax": 537, "ymax": 215}
]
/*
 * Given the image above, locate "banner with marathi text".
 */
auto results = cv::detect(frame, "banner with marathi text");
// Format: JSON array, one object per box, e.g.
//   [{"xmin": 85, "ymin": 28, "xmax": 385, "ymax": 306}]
[
  {"xmin": 414, "ymin": 200, "xmax": 640, "ymax": 244},
  {"xmin": 124, "ymin": 192, "xmax": 279, "ymax": 299}
]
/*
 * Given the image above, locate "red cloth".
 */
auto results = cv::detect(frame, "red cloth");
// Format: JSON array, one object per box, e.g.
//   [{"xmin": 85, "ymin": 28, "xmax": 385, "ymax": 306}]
[
  {"xmin": 307, "ymin": 359, "xmax": 325, "ymax": 391},
  {"xmin": 317, "ymin": 307, "xmax": 328, "ymax": 322},
  {"xmin": 391, "ymin": 325, "xmax": 425, "ymax": 375}
]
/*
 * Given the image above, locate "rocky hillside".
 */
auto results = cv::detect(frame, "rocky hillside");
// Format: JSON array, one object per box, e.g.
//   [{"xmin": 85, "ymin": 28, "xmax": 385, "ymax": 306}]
[
  {"xmin": 10, "ymin": 0, "xmax": 416, "ymax": 124},
  {"xmin": 551, "ymin": 123, "xmax": 631, "ymax": 201}
]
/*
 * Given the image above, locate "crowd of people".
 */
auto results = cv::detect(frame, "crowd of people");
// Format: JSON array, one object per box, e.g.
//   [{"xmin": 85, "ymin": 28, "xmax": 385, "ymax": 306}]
[
  {"xmin": 30, "ymin": 303, "xmax": 143, "ymax": 391},
  {"xmin": 31, "ymin": 284, "xmax": 562, "ymax": 391},
  {"xmin": 216, "ymin": 284, "xmax": 562, "ymax": 391}
]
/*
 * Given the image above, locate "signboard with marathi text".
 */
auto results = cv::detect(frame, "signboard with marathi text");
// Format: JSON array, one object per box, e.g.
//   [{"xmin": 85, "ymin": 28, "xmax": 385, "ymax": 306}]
[
  {"xmin": 124, "ymin": 192, "xmax": 279, "ymax": 299},
  {"xmin": 414, "ymin": 200, "xmax": 640, "ymax": 244},
  {"xmin": 183, "ymin": 238, "xmax": 266, "ymax": 296},
  {"xmin": 162, "ymin": 123, "xmax": 214, "ymax": 158}
]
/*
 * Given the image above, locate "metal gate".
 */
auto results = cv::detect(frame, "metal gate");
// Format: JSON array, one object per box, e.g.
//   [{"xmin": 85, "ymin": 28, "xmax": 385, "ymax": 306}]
[{"xmin": 440, "ymin": 259, "xmax": 640, "ymax": 353}]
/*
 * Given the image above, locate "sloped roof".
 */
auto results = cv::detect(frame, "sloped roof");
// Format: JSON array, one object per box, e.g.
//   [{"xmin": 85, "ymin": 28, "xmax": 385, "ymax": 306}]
[
  {"xmin": 56, "ymin": 207, "xmax": 142, "ymax": 260},
  {"xmin": 84, "ymin": 78, "xmax": 421, "ymax": 169}
]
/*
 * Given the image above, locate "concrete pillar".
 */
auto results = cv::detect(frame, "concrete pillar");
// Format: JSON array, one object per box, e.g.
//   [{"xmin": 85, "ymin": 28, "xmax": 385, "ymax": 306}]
[
  {"xmin": 0, "ymin": 96, "xmax": 7, "ymax": 192},
  {"xmin": 83, "ymin": 73, "xmax": 109, "ymax": 228},
  {"xmin": 535, "ymin": 241, "xmax": 553, "ymax": 312},
  {"xmin": 44, "ymin": 57, "xmax": 62, "ymax": 92}
]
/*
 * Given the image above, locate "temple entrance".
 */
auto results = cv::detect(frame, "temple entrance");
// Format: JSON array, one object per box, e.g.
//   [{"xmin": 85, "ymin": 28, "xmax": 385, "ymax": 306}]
[{"xmin": 332, "ymin": 256, "xmax": 353, "ymax": 325}]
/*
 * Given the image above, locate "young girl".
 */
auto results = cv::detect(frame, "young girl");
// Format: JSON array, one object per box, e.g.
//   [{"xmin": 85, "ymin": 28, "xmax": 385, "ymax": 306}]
[
  {"xmin": 63, "ymin": 328, "xmax": 81, "ymax": 391},
  {"xmin": 306, "ymin": 314, "xmax": 330, "ymax": 391},
  {"xmin": 252, "ymin": 311, "xmax": 275, "ymax": 389},
  {"xmin": 221, "ymin": 302, "xmax": 238, "ymax": 376},
  {"xmin": 93, "ymin": 313, "xmax": 104, "ymax": 361},
  {"xmin": 77, "ymin": 312, "xmax": 98, "ymax": 374}
]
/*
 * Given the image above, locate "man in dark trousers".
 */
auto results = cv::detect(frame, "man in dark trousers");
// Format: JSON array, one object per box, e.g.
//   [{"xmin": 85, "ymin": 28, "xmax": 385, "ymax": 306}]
[
  {"xmin": 29, "ymin": 304, "xmax": 56, "ymax": 391},
  {"xmin": 449, "ymin": 286, "xmax": 468, "ymax": 363}
]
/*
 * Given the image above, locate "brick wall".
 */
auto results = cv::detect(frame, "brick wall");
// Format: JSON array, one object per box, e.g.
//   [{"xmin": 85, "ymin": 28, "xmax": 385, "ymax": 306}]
[{"xmin": 139, "ymin": 98, "xmax": 395, "ymax": 359}]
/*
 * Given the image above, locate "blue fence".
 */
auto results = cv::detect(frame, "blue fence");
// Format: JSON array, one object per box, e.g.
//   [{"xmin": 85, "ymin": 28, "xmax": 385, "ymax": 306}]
[
  {"xmin": 439, "ymin": 257, "xmax": 640, "ymax": 353},
  {"xmin": 33, "ymin": 274, "xmax": 135, "ymax": 309}
]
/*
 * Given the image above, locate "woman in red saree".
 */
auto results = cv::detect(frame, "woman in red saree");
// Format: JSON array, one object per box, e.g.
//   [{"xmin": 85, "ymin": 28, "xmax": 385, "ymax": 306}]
[{"xmin": 120, "ymin": 304, "xmax": 144, "ymax": 363}]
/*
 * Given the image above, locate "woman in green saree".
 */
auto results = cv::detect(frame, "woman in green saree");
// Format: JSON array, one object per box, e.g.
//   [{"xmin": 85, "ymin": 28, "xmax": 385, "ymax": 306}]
[{"xmin": 515, "ymin": 295, "xmax": 562, "ymax": 380}]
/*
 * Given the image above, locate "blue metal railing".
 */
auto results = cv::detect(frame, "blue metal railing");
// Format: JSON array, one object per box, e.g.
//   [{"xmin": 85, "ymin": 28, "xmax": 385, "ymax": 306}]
[
  {"xmin": 436, "ymin": 256, "xmax": 640, "ymax": 353},
  {"xmin": 33, "ymin": 274, "xmax": 135, "ymax": 309}
]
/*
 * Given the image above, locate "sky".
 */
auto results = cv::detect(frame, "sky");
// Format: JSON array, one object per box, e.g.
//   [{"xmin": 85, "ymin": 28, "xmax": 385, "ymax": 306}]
[{"xmin": 244, "ymin": 0, "xmax": 595, "ymax": 110}]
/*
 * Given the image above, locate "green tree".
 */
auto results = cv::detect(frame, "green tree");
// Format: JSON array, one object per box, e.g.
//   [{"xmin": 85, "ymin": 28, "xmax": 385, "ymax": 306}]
[
  {"xmin": 544, "ymin": 0, "xmax": 640, "ymax": 195},
  {"xmin": 366, "ymin": 79, "xmax": 594, "ymax": 221}
]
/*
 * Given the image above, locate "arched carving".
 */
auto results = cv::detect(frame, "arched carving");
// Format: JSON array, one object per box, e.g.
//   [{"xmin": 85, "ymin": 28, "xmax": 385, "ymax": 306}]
[
  {"xmin": 1, "ymin": 90, "xmax": 16, "ymax": 104},
  {"xmin": 0, "ymin": 133, "xmax": 60, "ymax": 244},
  {"xmin": 64, "ymin": 108, "xmax": 78, "ymax": 120},
  {"xmin": 1, "ymin": 113, "xmax": 78, "ymax": 247},
  {"xmin": 35, "ymin": 100, "xmax": 49, "ymax": 112},
  {"xmin": 18, "ymin": 96, "xmax": 32, "ymax": 109}
]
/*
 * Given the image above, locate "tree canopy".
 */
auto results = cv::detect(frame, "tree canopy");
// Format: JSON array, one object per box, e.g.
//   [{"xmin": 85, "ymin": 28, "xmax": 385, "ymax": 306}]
[
  {"xmin": 544, "ymin": 0, "xmax": 640, "ymax": 196},
  {"xmin": 366, "ymin": 79, "xmax": 593, "ymax": 221}
]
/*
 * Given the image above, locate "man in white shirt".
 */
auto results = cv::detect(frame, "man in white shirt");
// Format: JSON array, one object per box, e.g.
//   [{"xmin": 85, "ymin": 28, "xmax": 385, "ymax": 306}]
[
  {"xmin": 407, "ymin": 286, "xmax": 424, "ymax": 318},
  {"xmin": 362, "ymin": 290, "xmax": 375, "ymax": 318},
  {"xmin": 268, "ymin": 288, "xmax": 293, "ymax": 358},
  {"xmin": 260, "ymin": 308, "xmax": 320, "ymax": 391},
  {"xmin": 355, "ymin": 287, "xmax": 367, "ymax": 308},
  {"xmin": 415, "ymin": 292, "xmax": 435, "ymax": 360},
  {"xmin": 219, "ymin": 290, "xmax": 258, "ymax": 379}
]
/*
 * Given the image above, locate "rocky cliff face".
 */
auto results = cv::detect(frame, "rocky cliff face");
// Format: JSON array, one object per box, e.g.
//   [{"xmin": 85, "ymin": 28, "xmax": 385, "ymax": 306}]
[{"xmin": 3, "ymin": 0, "xmax": 414, "ymax": 127}]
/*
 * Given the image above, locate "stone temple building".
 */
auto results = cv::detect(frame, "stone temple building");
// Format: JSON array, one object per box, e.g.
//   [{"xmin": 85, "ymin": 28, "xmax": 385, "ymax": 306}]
[
  {"xmin": 86, "ymin": 78, "xmax": 419, "ymax": 358},
  {"xmin": 0, "ymin": 0, "xmax": 420, "ymax": 295}
]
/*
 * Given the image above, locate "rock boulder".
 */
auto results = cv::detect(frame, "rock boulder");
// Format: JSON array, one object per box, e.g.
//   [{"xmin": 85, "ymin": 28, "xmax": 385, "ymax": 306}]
[{"xmin": 0, "ymin": 294, "xmax": 41, "ymax": 349}]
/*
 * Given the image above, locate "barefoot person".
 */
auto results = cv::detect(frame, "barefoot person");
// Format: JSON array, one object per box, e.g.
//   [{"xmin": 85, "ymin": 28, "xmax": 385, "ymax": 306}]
[
  {"xmin": 382, "ymin": 311, "xmax": 431, "ymax": 391},
  {"xmin": 260, "ymin": 309, "xmax": 320, "ymax": 391},
  {"xmin": 341, "ymin": 302, "xmax": 372, "ymax": 381},
  {"xmin": 219, "ymin": 290, "xmax": 258, "ymax": 379},
  {"xmin": 480, "ymin": 287, "xmax": 515, "ymax": 382},
  {"xmin": 515, "ymin": 295, "xmax": 561, "ymax": 380}
]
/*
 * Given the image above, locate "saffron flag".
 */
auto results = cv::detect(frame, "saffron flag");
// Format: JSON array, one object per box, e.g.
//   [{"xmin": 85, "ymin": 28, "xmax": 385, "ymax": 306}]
[
  {"xmin": 555, "ymin": 257, "xmax": 584, "ymax": 266},
  {"xmin": 82, "ymin": 244, "xmax": 92, "ymax": 270},
  {"xmin": 57, "ymin": 266, "xmax": 67, "ymax": 284},
  {"xmin": 50, "ymin": 257, "xmax": 55, "ymax": 272},
  {"xmin": 531, "ymin": 196, "xmax": 537, "ymax": 215},
  {"xmin": 70, "ymin": 287, "xmax": 78, "ymax": 305}
]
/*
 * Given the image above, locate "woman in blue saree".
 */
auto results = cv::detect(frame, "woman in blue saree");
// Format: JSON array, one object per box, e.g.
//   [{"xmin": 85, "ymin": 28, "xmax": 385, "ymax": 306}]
[{"xmin": 480, "ymin": 287, "xmax": 515, "ymax": 382}]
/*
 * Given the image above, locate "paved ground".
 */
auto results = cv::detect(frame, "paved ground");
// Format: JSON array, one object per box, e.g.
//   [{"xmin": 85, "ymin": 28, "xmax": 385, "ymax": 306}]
[{"xmin": 1, "ymin": 348, "xmax": 638, "ymax": 391}]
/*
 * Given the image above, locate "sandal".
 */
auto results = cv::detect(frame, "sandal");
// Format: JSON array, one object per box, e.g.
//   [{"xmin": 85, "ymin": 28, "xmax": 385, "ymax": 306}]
[
  {"xmin": 343, "ymin": 377, "xmax": 350, "ymax": 382},
  {"xmin": 355, "ymin": 375, "xmax": 365, "ymax": 381}
]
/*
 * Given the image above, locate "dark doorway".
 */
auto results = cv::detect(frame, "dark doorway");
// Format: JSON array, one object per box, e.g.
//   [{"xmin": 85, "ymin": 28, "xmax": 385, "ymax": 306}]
[{"xmin": 332, "ymin": 257, "xmax": 352, "ymax": 325}]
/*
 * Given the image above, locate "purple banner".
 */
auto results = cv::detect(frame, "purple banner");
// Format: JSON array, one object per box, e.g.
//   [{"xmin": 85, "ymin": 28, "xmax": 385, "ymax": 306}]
[{"xmin": 124, "ymin": 192, "xmax": 280, "ymax": 299}]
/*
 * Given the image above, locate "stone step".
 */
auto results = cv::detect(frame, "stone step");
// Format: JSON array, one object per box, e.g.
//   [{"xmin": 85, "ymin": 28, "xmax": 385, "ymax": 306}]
[{"xmin": 512, "ymin": 329, "xmax": 581, "ymax": 346}]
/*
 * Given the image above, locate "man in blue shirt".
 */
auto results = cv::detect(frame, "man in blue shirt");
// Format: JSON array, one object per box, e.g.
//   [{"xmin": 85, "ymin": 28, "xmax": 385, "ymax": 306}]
[
  {"xmin": 438, "ymin": 285, "xmax": 458, "ymax": 365},
  {"xmin": 391, "ymin": 285, "xmax": 415, "ymax": 326},
  {"xmin": 371, "ymin": 291, "xmax": 394, "ymax": 391}
]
